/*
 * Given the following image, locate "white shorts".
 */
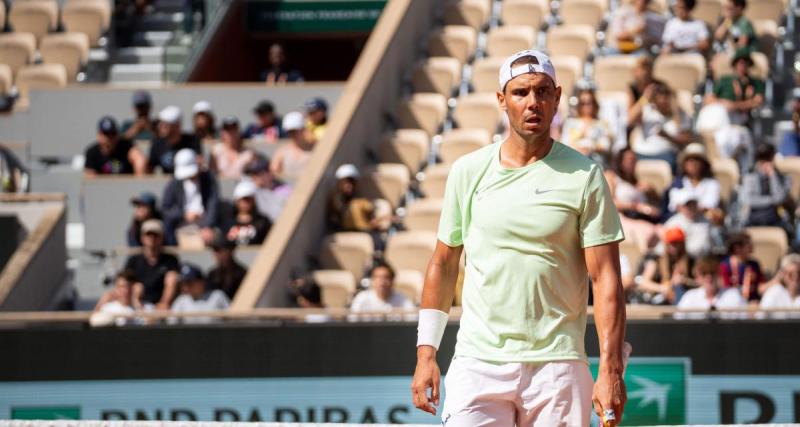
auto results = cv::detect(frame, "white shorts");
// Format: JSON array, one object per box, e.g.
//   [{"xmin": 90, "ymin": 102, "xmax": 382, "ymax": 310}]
[{"xmin": 441, "ymin": 356, "xmax": 593, "ymax": 427}]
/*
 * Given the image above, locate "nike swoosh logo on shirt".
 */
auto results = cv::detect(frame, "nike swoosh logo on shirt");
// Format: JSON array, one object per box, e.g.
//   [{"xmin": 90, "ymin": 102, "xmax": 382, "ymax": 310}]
[{"xmin": 535, "ymin": 188, "xmax": 555, "ymax": 195}]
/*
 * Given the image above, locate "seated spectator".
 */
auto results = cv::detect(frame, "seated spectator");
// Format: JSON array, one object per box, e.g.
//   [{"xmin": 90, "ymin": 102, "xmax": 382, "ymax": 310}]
[
  {"xmin": 350, "ymin": 262, "xmax": 415, "ymax": 313},
  {"xmin": 304, "ymin": 97, "xmax": 328, "ymax": 143},
  {"xmin": 760, "ymin": 253, "xmax": 800, "ymax": 310},
  {"xmin": 779, "ymin": 89, "xmax": 800, "ymax": 157},
  {"xmin": 604, "ymin": 148, "xmax": 661, "ymax": 250},
  {"xmin": 630, "ymin": 81, "xmax": 691, "ymax": 170},
  {"xmin": 171, "ymin": 263, "xmax": 230, "ymax": 324},
  {"xmin": 127, "ymin": 191, "xmax": 162, "ymax": 247},
  {"xmin": 661, "ymin": 0, "xmax": 709, "ymax": 55},
  {"xmin": 121, "ymin": 90, "xmax": 156, "ymax": 141},
  {"xmin": 742, "ymin": 144, "xmax": 793, "ymax": 234},
  {"xmin": 123, "ymin": 219, "xmax": 179, "ymax": 309},
  {"xmin": 191, "ymin": 101, "xmax": 216, "ymax": 141},
  {"xmin": 627, "ymin": 56, "xmax": 667, "ymax": 133},
  {"xmin": 633, "ymin": 227, "xmax": 694, "ymax": 305},
  {"xmin": 713, "ymin": 0, "xmax": 758, "ymax": 52},
  {"xmin": 245, "ymin": 155, "xmax": 292, "ymax": 223},
  {"xmin": 0, "ymin": 144, "xmax": 29, "ymax": 193},
  {"xmin": 261, "ymin": 43, "xmax": 304, "ymax": 84},
  {"xmin": 148, "ymin": 106, "xmax": 202, "ymax": 174},
  {"xmin": 209, "ymin": 116, "xmax": 255, "ymax": 179},
  {"xmin": 207, "ymin": 232, "xmax": 247, "ymax": 300},
  {"xmin": 271, "ymin": 112, "xmax": 313, "ymax": 183},
  {"xmin": 676, "ymin": 255, "xmax": 746, "ymax": 315},
  {"xmin": 227, "ymin": 180, "xmax": 272, "ymax": 246},
  {"xmin": 289, "ymin": 274, "xmax": 324, "ymax": 308},
  {"xmin": 327, "ymin": 164, "xmax": 392, "ymax": 248},
  {"xmin": 666, "ymin": 144, "xmax": 721, "ymax": 214},
  {"xmin": 561, "ymin": 89, "xmax": 613, "ymax": 166},
  {"xmin": 243, "ymin": 100, "xmax": 283, "ymax": 143},
  {"xmin": 84, "ymin": 116, "xmax": 146, "ymax": 176},
  {"xmin": 719, "ymin": 231, "xmax": 764, "ymax": 303},
  {"xmin": 607, "ymin": 0, "xmax": 665, "ymax": 54},
  {"xmin": 94, "ymin": 269, "xmax": 151, "ymax": 325},
  {"xmin": 665, "ymin": 191, "xmax": 712, "ymax": 258},
  {"xmin": 706, "ymin": 49, "xmax": 764, "ymax": 127},
  {"xmin": 162, "ymin": 148, "xmax": 220, "ymax": 245}
]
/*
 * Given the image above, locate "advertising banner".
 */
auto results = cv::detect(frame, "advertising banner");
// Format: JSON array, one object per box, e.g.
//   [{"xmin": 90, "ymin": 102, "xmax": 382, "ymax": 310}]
[{"xmin": 246, "ymin": 0, "xmax": 387, "ymax": 33}]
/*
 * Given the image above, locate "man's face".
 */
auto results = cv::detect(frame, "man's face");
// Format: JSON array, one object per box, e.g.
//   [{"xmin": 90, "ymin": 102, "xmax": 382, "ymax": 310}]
[
  {"xmin": 222, "ymin": 126, "xmax": 240, "ymax": 145},
  {"xmin": 734, "ymin": 58, "xmax": 749, "ymax": 77},
  {"xmin": 289, "ymin": 129, "xmax": 307, "ymax": 146},
  {"xmin": 674, "ymin": 0, "xmax": 690, "ymax": 19},
  {"xmin": 158, "ymin": 121, "xmax": 180, "ymax": 140},
  {"xmin": 193, "ymin": 114, "xmax": 211, "ymax": 131},
  {"xmin": 248, "ymin": 170, "xmax": 271, "ymax": 188},
  {"xmin": 114, "ymin": 278, "xmax": 132, "ymax": 304},
  {"xmin": 695, "ymin": 268, "xmax": 719, "ymax": 293},
  {"xmin": 371, "ymin": 266, "xmax": 394, "ymax": 299},
  {"xmin": 497, "ymin": 72, "xmax": 561, "ymax": 141},
  {"xmin": 236, "ymin": 196, "xmax": 255, "ymax": 213},
  {"xmin": 97, "ymin": 132, "xmax": 117, "ymax": 153},
  {"xmin": 257, "ymin": 112, "xmax": 275, "ymax": 127},
  {"xmin": 183, "ymin": 279, "xmax": 205, "ymax": 299},
  {"xmin": 725, "ymin": 0, "xmax": 743, "ymax": 18},
  {"xmin": 133, "ymin": 204, "xmax": 151, "ymax": 221},
  {"xmin": 653, "ymin": 91, "xmax": 672, "ymax": 113},
  {"xmin": 308, "ymin": 109, "xmax": 326, "ymax": 125},
  {"xmin": 337, "ymin": 177, "xmax": 355, "ymax": 196},
  {"xmin": 134, "ymin": 104, "xmax": 150, "ymax": 118},
  {"xmin": 269, "ymin": 45, "xmax": 285, "ymax": 66},
  {"xmin": 213, "ymin": 247, "xmax": 232, "ymax": 264},
  {"xmin": 142, "ymin": 231, "xmax": 163, "ymax": 249},
  {"xmin": 783, "ymin": 263, "xmax": 800, "ymax": 291}
]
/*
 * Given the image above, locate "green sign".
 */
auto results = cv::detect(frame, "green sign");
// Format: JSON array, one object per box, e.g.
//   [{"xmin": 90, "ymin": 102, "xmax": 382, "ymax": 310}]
[
  {"xmin": 11, "ymin": 406, "xmax": 81, "ymax": 420},
  {"xmin": 246, "ymin": 0, "xmax": 387, "ymax": 33},
  {"xmin": 590, "ymin": 358, "xmax": 688, "ymax": 426}
]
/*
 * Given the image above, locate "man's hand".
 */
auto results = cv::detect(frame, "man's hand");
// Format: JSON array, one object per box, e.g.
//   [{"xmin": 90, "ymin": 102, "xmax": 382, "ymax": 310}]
[
  {"xmin": 411, "ymin": 346, "xmax": 441, "ymax": 415},
  {"xmin": 593, "ymin": 370, "xmax": 627, "ymax": 426}
]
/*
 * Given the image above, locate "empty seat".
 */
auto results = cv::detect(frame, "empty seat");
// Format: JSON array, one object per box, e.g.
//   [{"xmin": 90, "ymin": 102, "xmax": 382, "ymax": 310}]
[
  {"xmin": 710, "ymin": 51, "xmax": 769, "ymax": 80},
  {"xmin": 439, "ymin": 128, "xmax": 491, "ymax": 164},
  {"xmin": 694, "ymin": 0, "xmax": 723, "ymax": 27},
  {"xmin": 753, "ymin": 19, "xmax": 778, "ymax": 59},
  {"xmin": 546, "ymin": 25, "xmax": 595, "ymax": 62},
  {"xmin": 550, "ymin": 54, "xmax": 583, "ymax": 109},
  {"xmin": 361, "ymin": 163, "xmax": 411, "ymax": 210},
  {"xmin": 427, "ymin": 25, "xmax": 477, "ymax": 67},
  {"xmin": 420, "ymin": 163, "xmax": 451, "ymax": 198},
  {"xmin": 774, "ymin": 157, "xmax": 800, "ymax": 201},
  {"xmin": 61, "ymin": 0, "xmax": 108, "ymax": 47},
  {"xmin": 379, "ymin": 129, "xmax": 430, "ymax": 174},
  {"xmin": 471, "ymin": 56, "xmax": 504, "ymax": 93},
  {"xmin": 745, "ymin": 226, "xmax": 789, "ymax": 275},
  {"xmin": 0, "ymin": 64, "xmax": 11, "ymax": 95},
  {"xmin": 711, "ymin": 157, "xmax": 739, "ymax": 205},
  {"xmin": 0, "ymin": 32, "xmax": 37, "ymax": 76},
  {"xmin": 593, "ymin": 55, "xmax": 638, "ymax": 92},
  {"xmin": 396, "ymin": 93, "xmax": 448, "ymax": 137},
  {"xmin": 385, "ymin": 230, "xmax": 438, "ymax": 274},
  {"xmin": 635, "ymin": 159, "xmax": 672, "ymax": 196},
  {"xmin": 501, "ymin": 0, "xmax": 548, "ymax": 31},
  {"xmin": 319, "ymin": 232, "xmax": 374, "ymax": 281},
  {"xmin": 444, "ymin": 0, "xmax": 491, "ymax": 31},
  {"xmin": 9, "ymin": 0, "xmax": 58, "ymax": 44},
  {"xmin": 411, "ymin": 56, "xmax": 461, "ymax": 98},
  {"xmin": 559, "ymin": 0, "xmax": 606, "ymax": 28},
  {"xmin": 40, "ymin": 32, "xmax": 89, "ymax": 79},
  {"xmin": 394, "ymin": 269, "xmax": 425, "ymax": 304},
  {"xmin": 16, "ymin": 63, "xmax": 67, "ymax": 101},
  {"xmin": 744, "ymin": 0, "xmax": 784, "ymax": 22},
  {"xmin": 653, "ymin": 53, "xmax": 706, "ymax": 93},
  {"xmin": 486, "ymin": 25, "xmax": 537, "ymax": 58},
  {"xmin": 452, "ymin": 93, "xmax": 502, "ymax": 134},
  {"xmin": 312, "ymin": 269, "xmax": 356, "ymax": 308},
  {"xmin": 405, "ymin": 198, "xmax": 444, "ymax": 232}
]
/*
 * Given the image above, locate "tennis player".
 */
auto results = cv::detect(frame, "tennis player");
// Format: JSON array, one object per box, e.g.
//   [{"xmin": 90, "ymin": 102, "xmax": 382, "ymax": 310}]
[{"xmin": 411, "ymin": 49, "xmax": 628, "ymax": 426}]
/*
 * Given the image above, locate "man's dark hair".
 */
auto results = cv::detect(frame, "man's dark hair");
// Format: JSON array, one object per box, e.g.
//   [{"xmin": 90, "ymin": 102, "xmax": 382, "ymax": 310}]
[
  {"xmin": 726, "ymin": 232, "xmax": 751, "ymax": 255},
  {"xmin": 682, "ymin": 0, "xmax": 696, "ymax": 10},
  {"xmin": 730, "ymin": 0, "xmax": 746, "ymax": 9},
  {"xmin": 369, "ymin": 260, "xmax": 396, "ymax": 280},
  {"xmin": 694, "ymin": 256, "xmax": 720, "ymax": 276},
  {"xmin": 754, "ymin": 143, "xmax": 776, "ymax": 163},
  {"xmin": 505, "ymin": 55, "xmax": 556, "ymax": 93}
]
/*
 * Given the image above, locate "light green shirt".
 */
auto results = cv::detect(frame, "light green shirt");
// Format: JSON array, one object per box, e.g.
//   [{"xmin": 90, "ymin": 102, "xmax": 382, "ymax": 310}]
[{"xmin": 438, "ymin": 140, "xmax": 623, "ymax": 363}]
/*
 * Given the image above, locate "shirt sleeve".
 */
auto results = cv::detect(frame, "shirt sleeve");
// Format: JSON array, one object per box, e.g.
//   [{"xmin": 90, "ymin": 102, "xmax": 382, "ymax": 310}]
[
  {"xmin": 579, "ymin": 165, "xmax": 625, "ymax": 248},
  {"xmin": 437, "ymin": 162, "xmax": 465, "ymax": 247},
  {"xmin": 661, "ymin": 19, "xmax": 676, "ymax": 44}
]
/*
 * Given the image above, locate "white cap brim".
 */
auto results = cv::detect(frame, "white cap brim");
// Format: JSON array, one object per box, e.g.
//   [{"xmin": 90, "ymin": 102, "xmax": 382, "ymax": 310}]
[{"xmin": 174, "ymin": 164, "xmax": 198, "ymax": 180}]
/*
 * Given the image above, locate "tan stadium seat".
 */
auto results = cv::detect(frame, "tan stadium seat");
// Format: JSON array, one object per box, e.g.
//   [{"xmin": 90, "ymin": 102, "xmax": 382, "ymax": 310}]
[
  {"xmin": 774, "ymin": 157, "xmax": 800, "ymax": 201},
  {"xmin": 597, "ymin": 90, "xmax": 630, "ymax": 110},
  {"xmin": 593, "ymin": 55, "xmax": 638, "ymax": 92},
  {"xmin": 635, "ymin": 159, "xmax": 672, "ymax": 196},
  {"xmin": 694, "ymin": 0, "xmax": 723, "ymax": 27},
  {"xmin": 16, "ymin": 63, "xmax": 67, "ymax": 101},
  {"xmin": 710, "ymin": 51, "xmax": 768, "ymax": 80},
  {"xmin": 379, "ymin": 129, "xmax": 430, "ymax": 174},
  {"xmin": 559, "ymin": 0, "xmax": 606, "ymax": 28},
  {"xmin": 62, "ymin": 1, "xmax": 108, "ymax": 47},
  {"xmin": 744, "ymin": 0, "xmax": 784, "ymax": 22},
  {"xmin": 444, "ymin": 0, "xmax": 491, "ymax": 31},
  {"xmin": 676, "ymin": 89, "xmax": 695, "ymax": 116},
  {"xmin": 471, "ymin": 56, "xmax": 504, "ymax": 93},
  {"xmin": 453, "ymin": 93, "xmax": 502, "ymax": 135},
  {"xmin": 385, "ymin": 230, "xmax": 438, "ymax": 274},
  {"xmin": 619, "ymin": 236, "xmax": 643, "ymax": 271},
  {"xmin": 361, "ymin": 163, "xmax": 411, "ymax": 210},
  {"xmin": 753, "ymin": 20, "xmax": 778, "ymax": 59},
  {"xmin": 439, "ymin": 128, "xmax": 491, "ymax": 164},
  {"xmin": 0, "ymin": 32, "xmax": 37, "ymax": 76},
  {"xmin": 394, "ymin": 269, "xmax": 424, "ymax": 304},
  {"xmin": 65, "ymin": 0, "xmax": 111, "ymax": 27},
  {"xmin": 745, "ymin": 226, "xmax": 789, "ymax": 275},
  {"xmin": 653, "ymin": 53, "xmax": 706, "ymax": 93},
  {"xmin": 486, "ymin": 25, "xmax": 537, "ymax": 58},
  {"xmin": 9, "ymin": 0, "xmax": 58, "ymax": 44},
  {"xmin": 546, "ymin": 25, "xmax": 595, "ymax": 62},
  {"xmin": 551, "ymin": 54, "xmax": 582, "ymax": 111},
  {"xmin": 319, "ymin": 232, "xmax": 374, "ymax": 281},
  {"xmin": 40, "ymin": 32, "xmax": 89, "ymax": 80},
  {"xmin": 411, "ymin": 57, "xmax": 461, "ymax": 98},
  {"xmin": 501, "ymin": 0, "xmax": 548, "ymax": 31},
  {"xmin": 699, "ymin": 131, "xmax": 722, "ymax": 161},
  {"xmin": 396, "ymin": 93, "xmax": 448, "ymax": 137},
  {"xmin": 0, "ymin": 64, "xmax": 11, "ymax": 95},
  {"xmin": 312, "ymin": 270, "xmax": 356, "ymax": 308},
  {"xmin": 620, "ymin": 0, "xmax": 668, "ymax": 14},
  {"xmin": 420, "ymin": 163, "xmax": 451, "ymax": 198},
  {"xmin": 404, "ymin": 198, "xmax": 443, "ymax": 232},
  {"xmin": 711, "ymin": 157, "xmax": 739, "ymax": 206},
  {"xmin": 427, "ymin": 25, "xmax": 477, "ymax": 67}
]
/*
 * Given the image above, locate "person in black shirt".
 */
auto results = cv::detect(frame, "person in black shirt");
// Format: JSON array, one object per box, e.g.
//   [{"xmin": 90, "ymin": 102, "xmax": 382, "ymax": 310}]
[
  {"xmin": 127, "ymin": 191, "xmax": 162, "ymax": 247},
  {"xmin": 123, "ymin": 219, "xmax": 180, "ymax": 308},
  {"xmin": 148, "ymin": 106, "xmax": 201, "ymax": 174},
  {"xmin": 206, "ymin": 231, "xmax": 247, "ymax": 300},
  {"xmin": 84, "ymin": 116, "xmax": 146, "ymax": 176},
  {"xmin": 261, "ymin": 43, "xmax": 304, "ymax": 84},
  {"xmin": 226, "ymin": 180, "xmax": 271, "ymax": 245}
]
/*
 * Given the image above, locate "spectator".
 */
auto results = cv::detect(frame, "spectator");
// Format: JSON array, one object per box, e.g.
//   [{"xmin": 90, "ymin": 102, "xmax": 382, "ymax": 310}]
[
  {"xmin": 171, "ymin": 263, "xmax": 230, "ymax": 323},
  {"xmin": 327, "ymin": 164, "xmax": 392, "ymax": 248},
  {"xmin": 289, "ymin": 274, "xmax": 324, "ymax": 308},
  {"xmin": 243, "ymin": 100, "xmax": 283, "ymax": 143},
  {"xmin": 123, "ymin": 219, "xmax": 179, "ymax": 309},
  {"xmin": 148, "ymin": 106, "xmax": 202, "ymax": 174},
  {"xmin": 121, "ymin": 90, "xmax": 156, "ymax": 141},
  {"xmin": 778, "ymin": 88, "xmax": 800, "ymax": 157},
  {"xmin": 304, "ymin": 97, "xmax": 328, "ymax": 143},
  {"xmin": 562, "ymin": 89, "xmax": 613, "ymax": 166},
  {"xmin": 713, "ymin": 0, "xmax": 758, "ymax": 52},
  {"xmin": 350, "ymin": 262, "xmax": 415, "ymax": 313},
  {"xmin": 209, "ymin": 116, "xmax": 255, "ymax": 179},
  {"xmin": 127, "ymin": 191, "xmax": 162, "ymax": 247},
  {"xmin": 227, "ymin": 180, "xmax": 272, "ymax": 246},
  {"xmin": 84, "ymin": 116, "xmax": 146, "ymax": 176},
  {"xmin": 161, "ymin": 148, "xmax": 220, "ymax": 245},
  {"xmin": 664, "ymin": 191, "xmax": 712, "ymax": 257},
  {"xmin": 607, "ymin": 0, "xmax": 664, "ymax": 54},
  {"xmin": 261, "ymin": 43, "xmax": 304, "ymax": 84},
  {"xmin": 93, "ymin": 270, "xmax": 150, "ymax": 325},
  {"xmin": 633, "ymin": 227, "xmax": 694, "ymax": 305},
  {"xmin": 661, "ymin": 0, "xmax": 710, "ymax": 55},
  {"xmin": 0, "ymin": 144, "xmax": 29, "ymax": 193},
  {"xmin": 741, "ymin": 144, "xmax": 792, "ymax": 234},
  {"xmin": 676, "ymin": 255, "xmax": 746, "ymax": 315},
  {"xmin": 191, "ymin": 100, "xmax": 216, "ymax": 141},
  {"xmin": 706, "ymin": 48, "xmax": 765, "ymax": 127},
  {"xmin": 271, "ymin": 112, "xmax": 313, "ymax": 182},
  {"xmin": 627, "ymin": 56, "xmax": 667, "ymax": 131},
  {"xmin": 207, "ymin": 232, "xmax": 247, "ymax": 300},
  {"xmin": 666, "ymin": 143, "xmax": 721, "ymax": 214},
  {"xmin": 604, "ymin": 147, "xmax": 661, "ymax": 249},
  {"xmin": 244, "ymin": 155, "xmax": 292, "ymax": 223},
  {"xmin": 631, "ymin": 82, "xmax": 692, "ymax": 170},
  {"xmin": 719, "ymin": 231, "xmax": 764, "ymax": 303},
  {"xmin": 760, "ymin": 254, "xmax": 800, "ymax": 310}
]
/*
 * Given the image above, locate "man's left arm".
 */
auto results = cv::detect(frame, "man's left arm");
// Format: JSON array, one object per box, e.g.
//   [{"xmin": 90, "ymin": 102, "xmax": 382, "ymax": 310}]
[{"xmin": 586, "ymin": 242, "xmax": 627, "ymax": 426}]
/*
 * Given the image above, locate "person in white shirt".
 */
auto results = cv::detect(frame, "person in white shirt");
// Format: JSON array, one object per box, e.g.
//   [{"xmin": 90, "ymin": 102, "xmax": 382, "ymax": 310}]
[
  {"xmin": 171, "ymin": 263, "xmax": 230, "ymax": 324},
  {"xmin": 630, "ymin": 82, "xmax": 691, "ymax": 170},
  {"xmin": 667, "ymin": 143, "xmax": 721, "ymax": 213},
  {"xmin": 350, "ymin": 262, "xmax": 415, "ymax": 313},
  {"xmin": 664, "ymin": 190, "xmax": 712, "ymax": 257},
  {"xmin": 93, "ymin": 270, "xmax": 151, "ymax": 326},
  {"xmin": 677, "ymin": 256, "xmax": 747, "ymax": 318},
  {"xmin": 662, "ymin": 0, "xmax": 710, "ymax": 55},
  {"xmin": 760, "ymin": 254, "xmax": 800, "ymax": 312}
]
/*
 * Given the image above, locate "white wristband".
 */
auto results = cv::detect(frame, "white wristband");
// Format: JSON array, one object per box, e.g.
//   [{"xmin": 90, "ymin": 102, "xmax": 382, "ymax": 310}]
[{"xmin": 417, "ymin": 309, "xmax": 449, "ymax": 350}]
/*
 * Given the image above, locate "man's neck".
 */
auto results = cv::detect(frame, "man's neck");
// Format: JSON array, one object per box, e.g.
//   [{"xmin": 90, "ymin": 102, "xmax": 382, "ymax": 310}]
[
  {"xmin": 143, "ymin": 247, "xmax": 160, "ymax": 261},
  {"xmin": 501, "ymin": 134, "xmax": 553, "ymax": 168}
]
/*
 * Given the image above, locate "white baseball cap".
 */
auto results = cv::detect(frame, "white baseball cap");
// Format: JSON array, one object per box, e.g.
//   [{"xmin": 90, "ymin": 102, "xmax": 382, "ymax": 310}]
[
  {"xmin": 173, "ymin": 148, "xmax": 199, "ymax": 180},
  {"xmin": 192, "ymin": 100, "xmax": 213, "ymax": 114},
  {"xmin": 282, "ymin": 111, "xmax": 305, "ymax": 132},
  {"xmin": 335, "ymin": 163, "xmax": 360, "ymax": 180},
  {"xmin": 158, "ymin": 105, "xmax": 182, "ymax": 124},
  {"xmin": 498, "ymin": 49, "xmax": 557, "ymax": 91},
  {"xmin": 233, "ymin": 180, "xmax": 258, "ymax": 200}
]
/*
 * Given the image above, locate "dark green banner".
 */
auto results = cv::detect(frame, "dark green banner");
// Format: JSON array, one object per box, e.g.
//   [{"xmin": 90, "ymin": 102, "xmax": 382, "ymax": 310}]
[{"xmin": 246, "ymin": 0, "xmax": 387, "ymax": 33}]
